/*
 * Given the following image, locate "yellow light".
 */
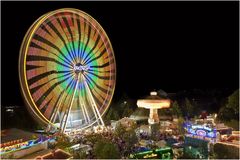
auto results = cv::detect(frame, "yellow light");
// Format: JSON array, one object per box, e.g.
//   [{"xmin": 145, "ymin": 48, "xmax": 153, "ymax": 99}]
[
  {"xmin": 143, "ymin": 153, "xmax": 158, "ymax": 158},
  {"xmin": 137, "ymin": 99, "xmax": 170, "ymax": 109}
]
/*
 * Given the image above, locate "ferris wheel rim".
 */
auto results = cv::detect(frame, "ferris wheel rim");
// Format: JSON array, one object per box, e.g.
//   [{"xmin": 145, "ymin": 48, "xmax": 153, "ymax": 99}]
[{"xmin": 19, "ymin": 8, "xmax": 116, "ymax": 130}]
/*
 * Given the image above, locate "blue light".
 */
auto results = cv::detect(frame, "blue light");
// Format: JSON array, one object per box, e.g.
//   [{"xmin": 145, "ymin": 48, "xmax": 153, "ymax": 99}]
[{"xmin": 185, "ymin": 122, "xmax": 217, "ymax": 138}]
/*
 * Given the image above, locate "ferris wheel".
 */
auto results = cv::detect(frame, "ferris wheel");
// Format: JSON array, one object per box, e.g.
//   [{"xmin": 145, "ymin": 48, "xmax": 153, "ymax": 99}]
[{"xmin": 19, "ymin": 8, "xmax": 116, "ymax": 133}]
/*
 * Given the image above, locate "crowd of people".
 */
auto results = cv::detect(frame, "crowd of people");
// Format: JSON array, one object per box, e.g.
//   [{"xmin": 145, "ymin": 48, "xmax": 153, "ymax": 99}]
[{"xmin": 60, "ymin": 123, "xmax": 184, "ymax": 159}]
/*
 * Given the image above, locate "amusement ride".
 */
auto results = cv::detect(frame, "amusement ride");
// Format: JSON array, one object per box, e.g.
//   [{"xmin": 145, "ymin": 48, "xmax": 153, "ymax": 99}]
[{"xmin": 19, "ymin": 8, "xmax": 116, "ymax": 134}]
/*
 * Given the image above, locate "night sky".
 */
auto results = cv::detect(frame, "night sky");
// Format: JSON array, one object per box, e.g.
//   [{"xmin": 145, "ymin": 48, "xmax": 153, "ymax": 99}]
[{"xmin": 1, "ymin": 1, "xmax": 239, "ymax": 106}]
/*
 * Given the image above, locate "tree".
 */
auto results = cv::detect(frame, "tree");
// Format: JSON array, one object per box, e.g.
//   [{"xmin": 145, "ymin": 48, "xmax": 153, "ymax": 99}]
[
  {"xmin": 224, "ymin": 119, "xmax": 239, "ymax": 130},
  {"xmin": 183, "ymin": 98, "xmax": 194, "ymax": 118},
  {"xmin": 114, "ymin": 121, "xmax": 138, "ymax": 156},
  {"xmin": 114, "ymin": 123, "xmax": 126, "ymax": 139},
  {"xmin": 177, "ymin": 117, "xmax": 185, "ymax": 135},
  {"xmin": 226, "ymin": 89, "xmax": 239, "ymax": 119},
  {"xmin": 93, "ymin": 139, "xmax": 121, "ymax": 159},
  {"xmin": 218, "ymin": 90, "xmax": 239, "ymax": 130},
  {"xmin": 218, "ymin": 106, "xmax": 233, "ymax": 121},
  {"xmin": 122, "ymin": 129, "xmax": 138, "ymax": 150},
  {"xmin": 74, "ymin": 150, "xmax": 88, "ymax": 159},
  {"xmin": 104, "ymin": 107, "xmax": 120, "ymax": 123},
  {"xmin": 85, "ymin": 133, "xmax": 103, "ymax": 144},
  {"xmin": 171, "ymin": 101, "xmax": 182, "ymax": 117},
  {"xmin": 122, "ymin": 107, "xmax": 134, "ymax": 118},
  {"xmin": 150, "ymin": 123, "xmax": 160, "ymax": 141},
  {"xmin": 56, "ymin": 137, "xmax": 72, "ymax": 150},
  {"xmin": 218, "ymin": 89, "xmax": 239, "ymax": 121}
]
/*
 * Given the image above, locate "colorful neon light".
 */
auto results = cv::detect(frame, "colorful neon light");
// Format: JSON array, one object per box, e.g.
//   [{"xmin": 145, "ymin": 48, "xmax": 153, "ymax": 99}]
[
  {"xmin": 0, "ymin": 136, "xmax": 51, "ymax": 155},
  {"xmin": 130, "ymin": 147, "xmax": 173, "ymax": 159},
  {"xmin": 196, "ymin": 130, "xmax": 207, "ymax": 137},
  {"xmin": 184, "ymin": 123, "xmax": 217, "ymax": 138},
  {"xmin": 19, "ymin": 8, "xmax": 116, "ymax": 132}
]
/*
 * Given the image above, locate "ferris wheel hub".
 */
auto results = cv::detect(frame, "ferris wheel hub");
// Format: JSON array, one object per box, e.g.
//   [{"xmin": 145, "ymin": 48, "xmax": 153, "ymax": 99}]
[{"xmin": 74, "ymin": 63, "xmax": 89, "ymax": 74}]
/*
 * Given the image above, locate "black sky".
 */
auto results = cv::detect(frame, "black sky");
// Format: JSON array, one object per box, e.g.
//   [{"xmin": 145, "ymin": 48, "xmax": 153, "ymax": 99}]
[{"xmin": 1, "ymin": 1, "xmax": 239, "ymax": 106}]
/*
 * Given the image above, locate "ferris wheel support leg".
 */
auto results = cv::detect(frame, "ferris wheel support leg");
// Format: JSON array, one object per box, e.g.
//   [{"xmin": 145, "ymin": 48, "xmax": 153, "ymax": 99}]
[
  {"xmin": 82, "ymin": 101, "xmax": 91, "ymax": 123},
  {"xmin": 59, "ymin": 113, "xmax": 66, "ymax": 132},
  {"xmin": 61, "ymin": 73, "xmax": 80, "ymax": 133},
  {"xmin": 83, "ymin": 76, "xmax": 105, "ymax": 126},
  {"xmin": 80, "ymin": 99, "xmax": 88, "ymax": 124},
  {"xmin": 88, "ymin": 95, "xmax": 100, "ymax": 125},
  {"xmin": 59, "ymin": 104, "xmax": 70, "ymax": 133},
  {"xmin": 83, "ymin": 78, "xmax": 100, "ymax": 125},
  {"xmin": 79, "ymin": 75, "xmax": 90, "ymax": 124},
  {"xmin": 69, "ymin": 114, "xmax": 73, "ymax": 128},
  {"xmin": 81, "ymin": 100, "xmax": 91, "ymax": 124},
  {"xmin": 49, "ymin": 92, "xmax": 65, "ymax": 129}
]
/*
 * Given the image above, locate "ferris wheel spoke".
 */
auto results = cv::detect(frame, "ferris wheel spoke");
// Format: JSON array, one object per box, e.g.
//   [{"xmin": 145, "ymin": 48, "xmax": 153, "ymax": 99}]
[
  {"xmin": 82, "ymin": 44, "xmax": 102, "ymax": 65},
  {"xmin": 26, "ymin": 64, "xmax": 43, "ymax": 71},
  {"xmin": 26, "ymin": 57, "xmax": 71, "ymax": 71},
  {"xmin": 29, "ymin": 72, "xmax": 72, "ymax": 94},
  {"xmin": 81, "ymin": 24, "xmax": 92, "ymax": 62},
  {"xmin": 62, "ymin": 15, "xmax": 78, "ymax": 58},
  {"xmin": 82, "ymin": 34, "xmax": 102, "ymax": 64},
  {"xmin": 27, "ymin": 44, "xmax": 73, "ymax": 68},
  {"xmin": 28, "ymin": 70, "xmax": 71, "ymax": 86},
  {"xmin": 84, "ymin": 47, "xmax": 106, "ymax": 65},
  {"xmin": 85, "ymin": 70, "xmax": 110, "ymax": 80},
  {"xmin": 87, "ymin": 68, "xmax": 114, "ymax": 73},
  {"xmin": 40, "ymin": 97, "xmax": 53, "ymax": 114},
  {"xmin": 34, "ymin": 75, "xmax": 72, "ymax": 107},
  {"xmin": 84, "ymin": 73, "xmax": 109, "ymax": 99},
  {"xmin": 84, "ymin": 73, "xmax": 109, "ymax": 94},
  {"xmin": 75, "ymin": 15, "xmax": 82, "ymax": 62},
  {"xmin": 80, "ymin": 21, "xmax": 99, "ymax": 64},
  {"xmin": 39, "ymin": 23, "xmax": 53, "ymax": 37},
  {"xmin": 47, "ymin": 20, "xmax": 77, "ymax": 64},
  {"xmin": 29, "ymin": 42, "xmax": 72, "ymax": 67},
  {"xmin": 79, "ymin": 20, "xmax": 87, "ymax": 63},
  {"xmin": 32, "ymin": 33, "xmax": 73, "ymax": 65},
  {"xmin": 90, "ymin": 61, "xmax": 111, "ymax": 69}
]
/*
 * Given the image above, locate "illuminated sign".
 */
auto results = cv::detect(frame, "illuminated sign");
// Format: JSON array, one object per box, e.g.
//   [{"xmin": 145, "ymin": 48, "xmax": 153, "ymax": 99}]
[
  {"xmin": 191, "ymin": 125, "xmax": 212, "ymax": 131},
  {"xmin": 184, "ymin": 123, "xmax": 216, "ymax": 138},
  {"xmin": 0, "ymin": 136, "xmax": 50, "ymax": 154},
  {"xmin": 196, "ymin": 130, "xmax": 207, "ymax": 137},
  {"xmin": 0, "ymin": 141, "xmax": 29, "ymax": 154},
  {"xmin": 143, "ymin": 153, "xmax": 157, "ymax": 158},
  {"xmin": 130, "ymin": 147, "xmax": 173, "ymax": 159},
  {"xmin": 74, "ymin": 64, "xmax": 89, "ymax": 72}
]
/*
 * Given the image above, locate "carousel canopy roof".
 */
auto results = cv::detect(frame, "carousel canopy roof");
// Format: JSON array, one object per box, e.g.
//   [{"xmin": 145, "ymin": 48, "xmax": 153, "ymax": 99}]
[{"xmin": 137, "ymin": 91, "xmax": 171, "ymax": 109}]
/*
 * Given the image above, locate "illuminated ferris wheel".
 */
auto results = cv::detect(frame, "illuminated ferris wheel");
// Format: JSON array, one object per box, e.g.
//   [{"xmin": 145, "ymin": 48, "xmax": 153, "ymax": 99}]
[{"xmin": 19, "ymin": 8, "xmax": 116, "ymax": 133}]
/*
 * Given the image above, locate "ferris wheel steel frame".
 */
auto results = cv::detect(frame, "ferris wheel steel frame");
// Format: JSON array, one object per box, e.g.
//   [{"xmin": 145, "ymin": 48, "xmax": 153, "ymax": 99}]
[{"xmin": 19, "ymin": 8, "xmax": 116, "ymax": 133}]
